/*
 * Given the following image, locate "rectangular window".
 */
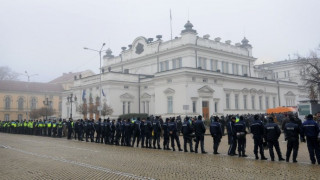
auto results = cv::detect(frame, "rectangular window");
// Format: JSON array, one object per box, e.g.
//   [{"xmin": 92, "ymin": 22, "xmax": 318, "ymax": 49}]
[
  {"xmin": 243, "ymin": 95, "xmax": 247, "ymax": 109},
  {"xmin": 259, "ymin": 96, "xmax": 263, "ymax": 110},
  {"xmin": 172, "ymin": 59, "xmax": 176, "ymax": 69},
  {"xmin": 242, "ymin": 65, "xmax": 248, "ymax": 75},
  {"xmin": 273, "ymin": 97, "xmax": 276, "ymax": 108},
  {"xmin": 192, "ymin": 101, "xmax": 196, "ymax": 113},
  {"xmin": 251, "ymin": 96, "xmax": 255, "ymax": 109},
  {"xmin": 167, "ymin": 79, "xmax": 172, "ymax": 83},
  {"xmin": 197, "ymin": 57, "xmax": 202, "ymax": 68},
  {"xmin": 128, "ymin": 102, "xmax": 130, "ymax": 113},
  {"xmin": 287, "ymin": 70, "xmax": 290, "ymax": 77},
  {"xmin": 210, "ymin": 59, "xmax": 218, "ymax": 71},
  {"xmin": 265, "ymin": 97, "xmax": 269, "ymax": 109},
  {"xmin": 165, "ymin": 61, "xmax": 169, "ymax": 70},
  {"xmin": 146, "ymin": 101, "xmax": 149, "ymax": 114},
  {"xmin": 226, "ymin": 94, "xmax": 230, "ymax": 109},
  {"xmin": 222, "ymin": 62, "xmax": 229, "ymax": 73},
  {"xmin": 5, "ymin": 114, "xmax": 9, "ymax": 121},
  {"xmin": 167, "ymin": 96, "xmax": 173, "ymax": 113},
  {"xmin": 124, "ymin": 85, "xmax": 129, "ymax": 89},
  {"xmin": 232, "ymin": 63, "xmax": 239, "ymax": 75},
  {"xmin": 276, "ymin": 72, "xmax": 278, "ymax": 78},
  {"xmin": 235, "ymin": 94, "xmax": 239, "ymax": 109},
  {"xmin": 284, "ymin": 71, "xmax": 287, "ymax": 78},
  {"xmin": 214, "ymin": 102, "xmax": 218, "ymax": 113},
  {"xmin": 123, "ymin": 102, "xmax": 126, "ymax": 114},
  {"xmin": 142, "ymin": 101, "xmax": 145, "ymax": 113},
  {"xmin": 202, "ymin": 58, "xmax": 207, "ymax": 70},
  {"xmin": 160, "ymin": 62, "xmax": 164, "ymax": 72}
]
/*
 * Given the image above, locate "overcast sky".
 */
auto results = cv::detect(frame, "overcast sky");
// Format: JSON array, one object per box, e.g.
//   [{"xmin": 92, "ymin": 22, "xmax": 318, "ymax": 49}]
[{"xmin": 1, "ymin": 0, "xmax": 320, "ymax": 82}]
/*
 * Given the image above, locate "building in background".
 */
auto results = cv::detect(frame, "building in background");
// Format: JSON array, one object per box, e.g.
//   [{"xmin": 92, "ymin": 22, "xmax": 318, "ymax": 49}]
[
  {"xmin": 0, "ymin": 80, "xmax": 63, "ymax": 121},
  {"xmin": 63, "ymin": 21, "xmax": 300, "ymax": 120}
]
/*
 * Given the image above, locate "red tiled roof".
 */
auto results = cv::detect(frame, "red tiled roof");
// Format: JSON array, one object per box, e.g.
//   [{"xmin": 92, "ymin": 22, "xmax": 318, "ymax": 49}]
[{"xmin": 0, "ymin": 80, "xmax": 63, "ymax": 93}]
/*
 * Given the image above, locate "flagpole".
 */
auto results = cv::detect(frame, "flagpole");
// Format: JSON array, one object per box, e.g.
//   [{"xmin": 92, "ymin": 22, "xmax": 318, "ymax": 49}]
[{"xmin": 170, "ymin": 9, "xmax": 172, "ymax": 40}]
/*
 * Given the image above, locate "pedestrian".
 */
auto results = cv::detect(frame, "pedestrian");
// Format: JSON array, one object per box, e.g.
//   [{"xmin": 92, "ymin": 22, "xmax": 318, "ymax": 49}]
[
  {"xmin": 101, "ymin": 119, "xmax": 107, "ymax": 144},
  {"xmin": 194, "ymin": 115, "xmax": 207, "ymax": 154},
  {"xmin": 57, "ymin": 119, "xmax": 63, "ymax": 138},
  {"xmin": 67, "ymin": 118, "xmax": 74, "ymax": 140},
  {"xmin": 250, "ymin": 114, "xmax": 267, "ymax": 160},
  {"xmin": 95, "ymin": 118, "xmax": 102, "ymax": 143},
  {"xmin": 168, "ymin": 117, "xmax": 183, "ymax": 151},
  {"xmin": 284, "ymin": 116, "xmax": 301, "ymax": 163},
  {"xmin": 235, "ymin": 116, "xmax": 247, "ymax": 157},
  {"xmin": 47, "ymin": 119, "xmax": 52, "ymax": 137},
  {"xmin": 74, "ymin": 120, "xmax": 80, "ymax": 140},
  {"xmin": 124, "ymin": 119, "xmax": 132, "ymax": 146},
  {"xmin": 301, "ymin": 114, "xmax": 320, "ymax": 165},
  {"xmin": 227, "ymin": 116, "xmax": 237, "ymax": 156},
  {"xmin": 182, "ymin": 116, "xmax": 194, "ymax": 152},
  {"xmin": 210, "ymin": 116, "xmax": 222, "ymax": 154},
  {"xmin": 132, "ymin": 118, "xmax": 141, "ymax": 147},
  {"xmin": 264, "ymin": 117, "xmax": 285, "ymax": 161},
  {"xmin": 162, "ymin": 118, "xmax": 171, "ymax": 150},
  {"xmin": 115, "ymin": 118, "xmax": 122, "ymax": 146},
  {"xmin": 152, "ymin": 116, "xmax": 161, "ymax": 149},
  {"xmin": 145, "ymin": 117, "xmax": 153, "ymax": 148}
]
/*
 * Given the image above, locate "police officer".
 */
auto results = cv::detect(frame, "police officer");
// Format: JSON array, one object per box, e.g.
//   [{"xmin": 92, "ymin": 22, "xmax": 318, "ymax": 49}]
[
  {"xmin": 145, "ymin": 117, "xmax": 153, "ymax": 148},
  {"xmin": 235, "ymin": 116, "xmax": 247, "ymax": 157},
  {"xmin": 100, "ymin": 119, "xmax": 106, "ymax": 144},
  {"xmin": 250, "ymin": 114, "xmax": 267, "ymax": 160},
  {"xmin": 115, "ymin": 118, "xmax": 122, "ymax": 145},
  {"xmin": 95, "ymin": 118, "xmax": 102, "ymax": 143},
  {"xmin": 132, "ymin": 118, "xmax": 141, "ymax": 147},
  {"xmin": 182, "ymin": 116, "xmax": 194, "ymax": 152},
  {"xmin": 152, "ymin": 116, "xmax": 162, "ymax": 149},
  {"xmin": 194, "ymin": 115, "xmax": 207, "ymax": 154},
  {"xmin": 110, "ymin": 119, "xmax": 116, "ymax": 144},
  {"xmin": 264, "ymin": 117, "xmax": 285, "ymax": 161},
  {"xmin": 140, "ymin": 118, "xmax": 146, "ymax": 148},
  {"xmin": 89, "ymin": 119, "xmax": 95, "ymax": 142},
  {"xmin": 105, "ymin": 119, "xmax": 112, "ymax": 144},
  {"xmin": 67, "ymin": 118, "xmax": 74, "ymax": 140},
  {"xmin": 52, "ymin": 120, "xmax": 57, "ymax": 137},
  {"xmin": 124, "ymin": 119, "xmax": 132, "ymax": 146},
  {"xmin": 284, "ymin": 116, "xmax": 301, "ymax": 163},
  {"xmin": 57, "ymin": 119, "xmax": 63, "ymax": 138},
  {"xmin": 120, "ymin": 119, "xmax": 126, "ymax": 146},
  {"xmin": 168, "ymin": 117, "xmax": 183, "ymax": 151},
  {"xmin": 210, "ymin": 116, "xmax": 222, "ymax": 154},
  {"xmin": 162, "ymin": 118, "xmax": 171, "ymax": 150},
  {"xmin": 84, "ymin": 119, "xmax": 89, "ymax": 142},
  {"xmin": 47, "ymin": 119, "xmax": 52, "ymax": 137},
  {"xmin": 301, "ymin": 114, "xmax": 320, "ymax": 164},
  {"xmin": 74, "ymin": 119, "xmax": 80, "ymax": 140},
  {"xmin": 227, "ymin": 116, "xmax": 237, "ymax": 156},
  {"xmin": 78, "ymin": 119, "xmax": 84, "ymax": 141}
]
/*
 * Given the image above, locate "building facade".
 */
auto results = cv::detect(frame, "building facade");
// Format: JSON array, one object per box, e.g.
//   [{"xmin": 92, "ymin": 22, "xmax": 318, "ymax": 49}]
[
  {"xmin": 63, "ymin": 21, "xmax": 299, "ymax": 120},
  {"xmin": 0, "ymin": 80, "xmax": 63, "ymax": 121}
]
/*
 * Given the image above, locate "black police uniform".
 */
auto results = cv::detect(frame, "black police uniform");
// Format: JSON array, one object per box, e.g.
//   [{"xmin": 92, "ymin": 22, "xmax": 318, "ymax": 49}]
[
  {"xmin": 162, "ymin": 119, "xmax": 170, "ymax": 150},
  {"xmin": 235, "ymin": 118, "xmax": 247, "ymax": 157},
  {"xmin": 168, "ymin": 119, "xmax": 182, "ymax": 151},
  {"xmin": 194, "ymin": 116, "xmax": 207, "ymax": 154},
  {"xmin": 210, "ymin": 118, "xmax": 222, "ymax": 154},
  {"xmin": 284, "ymin": 119, "xmax": 301, "ymax": 162},
  {"xmin": 182, "ymin": 118, "xmax": 194, "ymax": 152},
  {"xmin": 250, "ymin": 116, "xmax": 267, "ymax": 160},
  {"xmin": 301, "ymin": 115, "xmax": 320, "ymax": 164},
  {"xmin": 152, "ymin": 117, "xmax": 161, "ymax": 149},
  {"xmin": 227, "ymin": 119, "xmax": 237, "ymax": 156},
  {"xmin": 132, "ymin": 119, "xmax": 141, "ymax": 147},
  {"xmin": 264, "ymin": 118, "xmax": 285, "ymax": 161}
]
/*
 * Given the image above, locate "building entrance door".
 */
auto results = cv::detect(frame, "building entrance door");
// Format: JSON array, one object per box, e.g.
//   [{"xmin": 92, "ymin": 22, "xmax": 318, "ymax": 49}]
[{"xmin": 202, "ymin": 101, "xmax": 209, "ymax": 120}]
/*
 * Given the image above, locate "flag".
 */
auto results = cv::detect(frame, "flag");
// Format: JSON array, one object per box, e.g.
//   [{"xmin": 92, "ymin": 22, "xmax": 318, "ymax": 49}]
[
  {"xmin": 102, "ymin": 89, "xmax": 106, "ymax": 97},
  {"xmin": 82, "ymin": 90, "xmax": 86, "ymax": 100}
]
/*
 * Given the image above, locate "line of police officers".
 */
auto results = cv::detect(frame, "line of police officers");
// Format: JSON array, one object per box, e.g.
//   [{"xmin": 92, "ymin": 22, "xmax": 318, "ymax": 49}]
[{"xmin": 1, "ymin": 113, "xmax": 319, "ymax": 165}]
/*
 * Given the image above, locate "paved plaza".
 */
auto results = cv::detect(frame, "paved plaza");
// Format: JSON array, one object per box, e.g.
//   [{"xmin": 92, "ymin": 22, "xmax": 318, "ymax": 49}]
[{"xmin": 0, "ymin": 132, "xmax": 319, "ymax": 179}]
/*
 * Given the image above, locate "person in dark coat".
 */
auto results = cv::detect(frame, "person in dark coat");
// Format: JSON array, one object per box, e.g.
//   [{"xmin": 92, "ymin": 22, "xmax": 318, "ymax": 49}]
[
  {"xmin": 182, "ymin": 116, "xmax": 194, "ymax": 152},
  {"xmin": 194, "ymin": 115, "xmax": 207, "ymax": 154},
  {"xmin": 264, "ymin": 117, "xmax": 285, "ymax": 161},
  {"xmin": 210, "ymin": 116, "xmax": 222, "ymax": 154}
]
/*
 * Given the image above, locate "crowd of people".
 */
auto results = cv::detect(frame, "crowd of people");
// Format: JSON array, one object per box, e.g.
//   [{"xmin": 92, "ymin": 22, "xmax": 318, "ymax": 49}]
[{"xmin": 0, "ymin": 113, "xmax": 319, "ymax": 165}]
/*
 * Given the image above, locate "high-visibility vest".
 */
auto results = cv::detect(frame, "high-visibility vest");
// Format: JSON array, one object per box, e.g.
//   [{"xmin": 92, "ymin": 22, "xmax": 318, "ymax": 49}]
[
  {"xmin": 28, "ymin": 122, "xmax": 33, "ymax": 128},
  {"xmin": 24, "ymin": 122, "xmax": 27, "ymax": 127},
  {"xmin": 58, "ymin": 122, "xmax": 63, "ymax": 128},
  {"xmin": 71, "ymin": 122, "xmax": 74, "ymax": 128},
  {"xmin": 53, "ymin": 123, "xmax": 57, "ymax": 128},
  {"xmin": 47, "ymin": 122, "xmax": 52, "ymax": 128}
]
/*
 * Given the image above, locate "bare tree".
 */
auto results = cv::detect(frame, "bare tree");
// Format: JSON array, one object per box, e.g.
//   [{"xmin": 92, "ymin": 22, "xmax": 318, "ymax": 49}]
[
  {"xmin": 77, "ymin": 103, "xmax": 88, "ymax": 119},
  {"xmin": 299, "ymin": 49, "xmax": 320, "ymax": 100},
  {"xmin": 38, "ymin": 107, "xmax": 56, "ymax": 119},
  {"xmin": 101, "ymin": 102, "xmax": 113, "ymax": 118},
  {"xmin": 0, "ymin": 66, "xmax": 19, "ymax": 80},
  {"xmin": 29, "ymin": 109, "xmax": 41, "ymax": 119}
]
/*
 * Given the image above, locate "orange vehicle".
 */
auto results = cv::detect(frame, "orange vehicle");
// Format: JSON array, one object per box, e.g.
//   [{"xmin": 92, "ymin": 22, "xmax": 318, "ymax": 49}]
[{"xmin": 266, "ymin": 107, "xmax": 297, "ymax": 114}]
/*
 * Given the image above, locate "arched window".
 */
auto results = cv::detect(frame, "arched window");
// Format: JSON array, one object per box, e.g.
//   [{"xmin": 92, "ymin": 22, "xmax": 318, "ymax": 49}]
[
  {"xmin": 5, "ymin": 96, "xmax": 11, "ymax": 109},
  {"xmin": 31, "ymin": 97, "xmax": 37, "ymax": 110},
  {"xmin": 18, "ymin": 97, "xmax": 24, "ymax": 110}
]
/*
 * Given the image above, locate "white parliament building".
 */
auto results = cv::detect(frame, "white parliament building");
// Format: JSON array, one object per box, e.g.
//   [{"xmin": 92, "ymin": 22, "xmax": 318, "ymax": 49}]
[{"xmin": 62, "ymin": 21, "xmax": 304, "ymax": 120}]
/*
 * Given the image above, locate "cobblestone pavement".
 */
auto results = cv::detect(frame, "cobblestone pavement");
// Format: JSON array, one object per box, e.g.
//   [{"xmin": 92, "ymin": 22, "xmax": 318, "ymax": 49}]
[{"xmin": 0, "ymin": 133, "xmax": 319, "ymax": 180}]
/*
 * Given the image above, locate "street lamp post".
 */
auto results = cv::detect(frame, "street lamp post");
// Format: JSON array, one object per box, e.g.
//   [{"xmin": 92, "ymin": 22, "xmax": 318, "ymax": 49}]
[
  {"xmin": 24, "ymin": 71, "xmax": 38, "ymax": 121},
  {"xmin": 67, "ymin": 93, "xmax": 76, "ymax": 119},
  {"xmin": 43, "ymin": 97, "xmax": 52, "ymax": 121},
  {"xmin": 83, "ymin": 43, "xmax": 105, "ymax": 119}
]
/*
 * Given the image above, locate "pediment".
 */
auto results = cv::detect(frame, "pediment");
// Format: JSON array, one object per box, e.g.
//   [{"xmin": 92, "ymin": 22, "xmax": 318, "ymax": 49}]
[
  {"xmin": 120, "ymin": 93, "xmax": 134, "ymax": 100},
  {"xmin": 285, "ymin": 91, "xmax": 295, "ymax": 96},
  {"xmin": 141, "ymin": 93, "xmax": 151, "ymax": 99},
  {"xmin": 164, "ymin": 88, "xmax": 175, "ymax": 95},
  {"xmin": 198, "ymin": 85, "xmax": 214, "ymax": 93}
]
